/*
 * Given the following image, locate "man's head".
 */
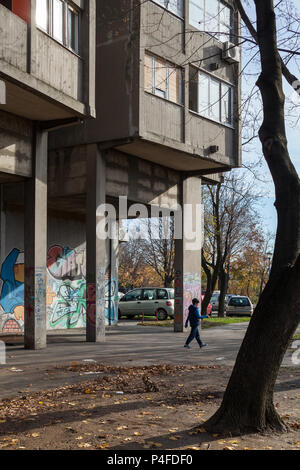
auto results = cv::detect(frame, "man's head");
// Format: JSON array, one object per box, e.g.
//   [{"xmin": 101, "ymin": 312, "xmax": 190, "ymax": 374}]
[{"xmin": 192, "ymin": 298, "xmax": 200, "ymax": 306}]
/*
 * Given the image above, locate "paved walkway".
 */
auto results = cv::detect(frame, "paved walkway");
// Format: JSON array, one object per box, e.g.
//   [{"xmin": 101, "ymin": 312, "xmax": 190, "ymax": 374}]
[{"xmin": 0, "ymin": 322, "xmax": 298, "ymax": 399}]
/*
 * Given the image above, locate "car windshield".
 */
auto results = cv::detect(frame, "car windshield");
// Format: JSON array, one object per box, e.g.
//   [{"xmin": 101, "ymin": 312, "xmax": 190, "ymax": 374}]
[
  {"xmin": 168, "ymin": 289, "xmax": 174, "ymax": 299},
  {"xmin": 229, "ymin": 297, "xmax": 250, "ymax": 307}
]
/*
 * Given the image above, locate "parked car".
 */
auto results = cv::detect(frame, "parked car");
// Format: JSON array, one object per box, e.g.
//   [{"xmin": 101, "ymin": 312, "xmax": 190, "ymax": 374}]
[
  {"xmin": 226, "ymin": 296, "xmax": 253, "ymax": 317},
  {"xmin": 210, "ymin": 293, "xmax": 234, "ymax": 312},
  {"xmin": 201, "ymin": 294, "xmax": 212, "ymax": 315},
  {"xmin": 118, "ymin": 287, "xmax": 174, "ymax": 320}
]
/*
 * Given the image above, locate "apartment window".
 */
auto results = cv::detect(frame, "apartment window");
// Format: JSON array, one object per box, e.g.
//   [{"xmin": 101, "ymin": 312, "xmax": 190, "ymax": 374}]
[
  {"xmin": 36, "ymin": 0, "xmax": 80, "ymax": 54},
  {"xmin": 189, "ymin": 0, "xmax": 233, "ymax": 43},
  {"xmin": 190, "ymin": 68, "xmax": 233, "ymax": 125},
  {"xmin": 153, "ymin": 0, "xmax": 184, "ymax": 18},
  {"xmin": 145, "ymin": 53, "xmax": 183, "ymax": 105},
  {"xmin": 67, "ymin": 5, "xmax": 79, "ymax": 53}
]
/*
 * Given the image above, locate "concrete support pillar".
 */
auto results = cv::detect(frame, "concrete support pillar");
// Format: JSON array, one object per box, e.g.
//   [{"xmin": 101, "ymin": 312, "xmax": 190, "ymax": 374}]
[
  {"xmin": 86, "ymin": 144, "xmax": 106, "ymax": 342},
  {"xmin": 174, "ymin": 177, "xmax": 202, "ymax": 332},
  {"xmin": 24, "ymin": 127, "xmax": 48, "ymax": 349}
]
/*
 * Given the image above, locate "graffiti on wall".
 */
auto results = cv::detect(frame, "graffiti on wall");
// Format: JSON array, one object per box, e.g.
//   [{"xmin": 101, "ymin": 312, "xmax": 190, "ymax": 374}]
[
  {"xmin": 183, "ymin": 272, "xmax": 202, "ymax": 323},
  {"xmin": 47, "ymin": 245, "xmax": 87, "ymax": 329},
  {"xmin": 0, "ymin": 244, "xmax": 118, "ymax": 333},
  {"xmin": 0, "ymin": 248, "xmax": 24, "ymax": 334},
  {"xmin": 105, "ymin": 266, "xmax": 118, "ymax": 325}
]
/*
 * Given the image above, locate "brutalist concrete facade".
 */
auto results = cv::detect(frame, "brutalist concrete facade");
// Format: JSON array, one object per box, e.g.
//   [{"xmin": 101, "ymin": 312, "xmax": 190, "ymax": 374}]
[{"xmin": 0, "ymin": 0, "xmax": 241, "ymax": 348}]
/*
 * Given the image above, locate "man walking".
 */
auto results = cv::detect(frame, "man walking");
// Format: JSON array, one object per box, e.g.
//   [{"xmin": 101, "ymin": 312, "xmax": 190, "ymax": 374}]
[{"xmin": 184, "ymin": 298, "xmax": 209, "ymax": 349}]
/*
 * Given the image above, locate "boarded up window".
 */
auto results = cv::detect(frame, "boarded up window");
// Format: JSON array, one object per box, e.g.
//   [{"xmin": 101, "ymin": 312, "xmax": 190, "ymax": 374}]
[
  {"xmin": 154, "ymin": 57, "xmax": 167, "ymax": 97},
  {"xmin": 144, "ymin": 53, "xmax": 153, "ymax": 93},
  {"xmin": 168, "ymin": 66, "xmax": 182, "ymax": 104},
  {"xmin": 144, "ymin": 52, "xmax": 183, "ymax": 104}
]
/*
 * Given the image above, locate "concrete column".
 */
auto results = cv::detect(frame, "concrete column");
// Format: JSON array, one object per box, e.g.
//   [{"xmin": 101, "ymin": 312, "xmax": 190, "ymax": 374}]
[
  {"xmin": 174, "ymin": 177, "xmax": 202, "ymax": 332},
  {"xmin": 86, "ymin": 144, "xmax": 106, "ymax": 342},
  {"xmin": 24, "ymin": 127, "xmax": 48, "ymax": 349}
]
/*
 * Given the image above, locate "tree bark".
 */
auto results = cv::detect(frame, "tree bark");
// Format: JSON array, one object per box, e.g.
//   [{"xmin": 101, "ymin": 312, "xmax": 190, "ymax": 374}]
[
  {"xmin": 204, "ymin": 0, "xmax": 300, "ymax": 434},
  {"xmin": 218, "ymin": 265, "xmax": 229, "ymax": 318}
]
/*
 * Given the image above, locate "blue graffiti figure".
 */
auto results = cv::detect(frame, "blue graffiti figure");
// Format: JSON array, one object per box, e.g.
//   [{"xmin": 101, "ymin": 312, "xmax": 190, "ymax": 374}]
[{"xmin": 0, "ymin": 248, "xmax": 24, "ymax": 314}]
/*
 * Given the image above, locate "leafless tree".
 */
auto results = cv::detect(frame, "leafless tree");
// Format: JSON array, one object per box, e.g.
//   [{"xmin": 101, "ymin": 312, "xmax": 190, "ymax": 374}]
[
  {"xmin": 202, "ymin": 171, "xmax": 261, "ymax": 316},
  {"xmin": 204, "ymin": 0, "xmax": 300, "ymax": 434}
]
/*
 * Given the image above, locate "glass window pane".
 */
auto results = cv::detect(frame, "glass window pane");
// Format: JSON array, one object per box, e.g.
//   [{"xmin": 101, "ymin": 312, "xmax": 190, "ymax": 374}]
[
  {"xmin": 168, "ymin": 0, "xmax": 183, "ymax": 17},
  {"xmin": 206, "ymin": 0, "xmax": 219, "ymax": 17},
  {"xmin": 68, "ymin": 6, "xmax": 79, "ymax": 53},
  {"xmin": 219, "ymin": 23, "xmax": 230, "ymax": 43},
  {"xmin": 205, "ymin": 14, "xmax": 218, "ymax": 35},
  {"xmin": 36, "ymin": 0, "xmax": 48, "ymax": 31},
  {"xmin": 125, "ymin": 289, "xmax": 142, "ymax": 301},
  {"xmin": 53, "ymin": 0, "xmax": 64, "ymax": 43},
  {"xmin": 157, "ymin": 289, "xmax": 168, "ymax": 300},
  {"xmin": 222, "ymin": 83, "xmax": 232, "ymax": 124},
  {"xmin": 189, "ymin": 1, "xmax": 204, "ymax": 30},
  {"xmin": 189, "ymin": 66, "xmax": 198, "ymax": 112},
  {"xmin": 220, "ymin": 4, "xmax": 231, "ymax": 26},
  {"xmin": 198, "ymin": 73, "xmax": 209, "ymax": 116},
  {"xmin": 143, "ymin": 289, "xmax": 156, "ymax": 300},
  {"xmin": 210, "ymin": 78, "xmax": 220, "ymax": 120}
]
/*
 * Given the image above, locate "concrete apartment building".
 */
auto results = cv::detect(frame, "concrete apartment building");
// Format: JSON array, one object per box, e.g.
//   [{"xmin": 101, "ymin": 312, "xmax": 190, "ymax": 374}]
[{"xmin": 0, "ymin": 0, "xmax": 241, "ymax": 349}]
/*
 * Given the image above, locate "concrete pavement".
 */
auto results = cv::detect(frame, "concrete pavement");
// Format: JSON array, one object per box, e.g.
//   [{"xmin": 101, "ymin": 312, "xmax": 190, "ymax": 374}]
[{"xmin": 0, "ymin": 321, "xmax": 298, "ymax": 399}]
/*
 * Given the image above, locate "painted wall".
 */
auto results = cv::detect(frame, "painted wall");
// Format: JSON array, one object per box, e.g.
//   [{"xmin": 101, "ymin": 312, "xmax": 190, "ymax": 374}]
[{"xmin": 0, "ymin": 201, "xmax": 118, "ymax": 334}]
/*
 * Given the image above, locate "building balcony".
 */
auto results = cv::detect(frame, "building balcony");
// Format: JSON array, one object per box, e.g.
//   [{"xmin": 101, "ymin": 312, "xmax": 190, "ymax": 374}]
[
  {"xmin": 49, "ymin": 0, "xmax": 240, "ymax": 177},
  {"xmin": 0, "ymin": 0, "xmax": 95, "ymax": 122}
]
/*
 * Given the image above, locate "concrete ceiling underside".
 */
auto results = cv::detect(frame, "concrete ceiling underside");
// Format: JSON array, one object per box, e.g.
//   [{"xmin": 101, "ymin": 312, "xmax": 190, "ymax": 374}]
[
  {"xmin": 115, "ymin": 139, "xmax": 231, "ymax": 173},
  {"xmin": 0, "ymin": 80, "xmax": 76, "ymax": 121},
  {"xmin": 0, "ymin": 171, "xmax": 25, "ymax": 184}
]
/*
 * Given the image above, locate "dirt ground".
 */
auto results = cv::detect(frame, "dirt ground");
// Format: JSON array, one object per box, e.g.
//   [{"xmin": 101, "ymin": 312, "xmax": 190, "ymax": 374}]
[{"xmin": 0, "ymin": 362, "xmax": 299, "ymax": 451}]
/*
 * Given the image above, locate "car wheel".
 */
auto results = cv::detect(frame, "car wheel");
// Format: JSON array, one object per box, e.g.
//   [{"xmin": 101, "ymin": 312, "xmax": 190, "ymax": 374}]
[{"xmin": 157, "ymin": 309, "xmax": 168, "ymax": 321}]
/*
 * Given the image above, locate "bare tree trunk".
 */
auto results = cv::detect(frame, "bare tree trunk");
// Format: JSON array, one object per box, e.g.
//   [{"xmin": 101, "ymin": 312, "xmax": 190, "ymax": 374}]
[
  {"xmin": 201, "ymin": 251, "xmax": 220, "ymax": 314},
  {"xmin": 218, "ymin": 265, "xmax": 229, "ymax": 318},
  {"xmin": 205, "ymin": 0, "xmax": 300, "ymax": 434}
]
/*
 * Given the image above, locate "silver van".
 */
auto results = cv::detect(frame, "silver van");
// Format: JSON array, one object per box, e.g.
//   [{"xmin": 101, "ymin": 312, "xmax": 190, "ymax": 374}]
[
  {"xmin": 118, "ymin": 287, "xmax": 174, "ymax": 320},
  {"xmin": 226, "ymin": 296, "xmax": 253, "ymax": 317}
]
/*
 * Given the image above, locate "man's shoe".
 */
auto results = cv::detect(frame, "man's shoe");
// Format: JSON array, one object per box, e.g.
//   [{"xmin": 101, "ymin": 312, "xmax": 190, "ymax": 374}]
[
  {"xmin": 200, "ymin": 343, "xmax": 207, "ymax": 348},
  {"xmin": 184, "ymin": 344, "xmax": 191, "ymax": 349}
]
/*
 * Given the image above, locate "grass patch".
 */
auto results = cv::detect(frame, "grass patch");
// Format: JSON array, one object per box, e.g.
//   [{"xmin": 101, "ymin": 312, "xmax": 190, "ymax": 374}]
[
  {"xmin": 138, "ymin": 320, "xmax": 174, "ymax": 327},
  {"xmin": 293, "ymin": 334, "xmax": 300, "ymax": 340},
  {"xmin": 202, "ymin": 316, "xmax": 250, "ymax": 329},
  {"xmin": 137, "ymin": 317, "xmax": 250, "ymax": 328}
]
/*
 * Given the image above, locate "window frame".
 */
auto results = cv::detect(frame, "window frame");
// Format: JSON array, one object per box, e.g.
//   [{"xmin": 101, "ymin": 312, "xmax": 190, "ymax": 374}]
[
  {"xmin": 152, "ymin": 0, "xmax": 184, "ymax": 19},
  {"xmin": 189, "ymin": 0, "xmax": 234, "ymax": 44},
  {"xmin": 145, "ymin": 52, "xmax": 184, "ymax": 106},
  {"xmin": 35, "ymin": 0, "xmax": 81, "ymax": 55},
  {"xmin": 190, "ymin": 68, "xmax": 234, "ymax": 127}
]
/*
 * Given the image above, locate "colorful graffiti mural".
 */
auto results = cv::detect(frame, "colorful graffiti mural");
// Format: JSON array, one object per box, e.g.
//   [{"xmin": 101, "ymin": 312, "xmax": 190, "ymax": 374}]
[
  {"xmin": 0, "ymin": 244, "xmax": 118, "ymax": 333},
  {"xmin": 183, "ymin": 272, "xmax": 202, "ymax": 322},
  {"xmin": 0, "ymin": 249, "xmax": 24, "ymax": 333},
  {"xmin": 47, "ymin": 245, "xmax": 87, "ymax": 330},
  {"xmin": 105, "ymin": 266, "xmax": 118, "ymax": 325}
]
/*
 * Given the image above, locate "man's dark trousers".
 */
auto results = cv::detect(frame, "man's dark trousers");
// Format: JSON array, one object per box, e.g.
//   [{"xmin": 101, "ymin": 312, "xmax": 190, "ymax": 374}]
[{"xmin": 186, "ymin": 326, "xmax": 204, "ymax": 347}]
